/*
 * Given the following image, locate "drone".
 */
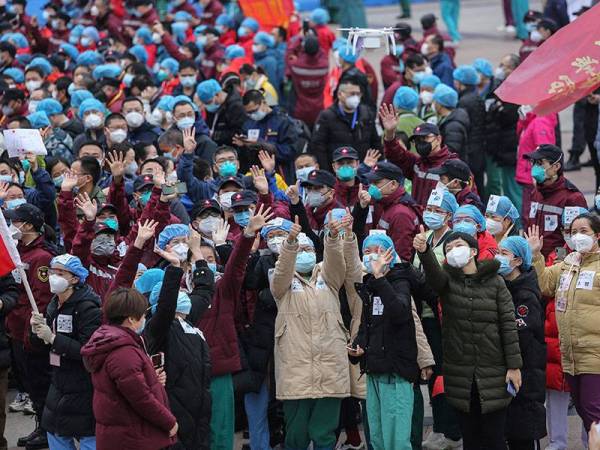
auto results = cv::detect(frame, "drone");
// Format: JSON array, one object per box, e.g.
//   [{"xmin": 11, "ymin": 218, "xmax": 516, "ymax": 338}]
[{"xmin": 338, "ymin": 27, "xmax": 398, "ymax": 55}]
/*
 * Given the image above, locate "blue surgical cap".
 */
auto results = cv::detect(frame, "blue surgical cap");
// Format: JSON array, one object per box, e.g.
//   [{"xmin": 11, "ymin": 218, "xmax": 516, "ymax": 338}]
[
  {"xmin": 433, "ymin": 84, "xmax": 458, "ymax": 108},
  {"xmin": 70, "ymin": 24, "xmax": 84, "ymax": 39},
  {"xmin": 78, "ymin": 98, "xmax": 106, "ymax": 119},
  {"xmin": 225, "ymin": 44, "xmax": 245, "ymax": 60},
  {"xmin": 59, "ymin": 43, "xmax": 80, "ymax": 60},
  {"xmin": 454, "ymin": 204, "xmax": 486, "ymax": 231},
  {"xmin": 427, "ymin": 188, "xmax": 458, "ymax": 214},
  {"xmin": 130, "ymin": 45, "xmax": 148, "ymax": 65},
  {"xmin": 76, "ymin": 50, "xmax": 104, "ymax": 67},
  {"xmin": 82, "ymin": 26, "xmax": 100, "ymax": 42},
  {"xmin": 71, "ymin": 90, "xmax": 94, "ymax": 108},
  {"xmin": 254, "ymin": 31, "xmax": 275, "ymax": 48},
  {"xmin": 420, "ymin": 74, "xmax": 441, "ymax": 89},
  {"xmin": 453, "ymin": 65, "xmax": 480, "ymax": 86},
  {"xmin": 92, "ymin": 64, "xmax": 122, "ymax": 80},
  {"xmin": 486, "ymin": 195, "xmax": 519, "ymax": 223},
  {"xmin": 241, "ymin": 17, "xmax": 260, "ymax": 32},
  {"xmin": 160, "ymin": 57, "xmax": 180, "ymax": 74},
  {"xmin": 27, "ymin": 57, "xmax": 52, "ymax": 76},
  {"xmin": 3, "ymin": 67, "xmax": 24, "ymax": 83},
  {"xmin": 193, "ymin": 25, "xmax": 208, "ymax": 37},
  {"xmin": 393, "ymin": 86, "xmax": 419, "ymax": 111},
  {"xmin": 362, "ymin": 233, "xmax": 399, "ymax": 267},
  {"xmin": 260, "ymin": 217, "xmax": 293, "ymax": 239},
  {"xmin": 158, "ymin": 224, "xmax": 190, "ymax": 249},
  {"xmin": 216, "ymin": 14, "xmax": 234, "ymax": 28},
  {"xmin": 149, "ymin": 282, "xmax": 192, "ymax": 315},
  {"xmin": 473, "ymin": 58, "xmax": 493, "ymax": 78},
  {"xmin": 135, "ymin": 27, "xmax": 153, "ymax": 45},
  {"xmin": 156, "ymin": 95, "xmax": 175, "ymax": 112},
  {"xmin": 562, "ymin": 206, "xmax": 588, "ymax": 226},
  {"xmin": 171, "ymin": 22, "xmax": 188, "ymax": 44},
  {"xmin": 310, "ymin": 8, "xmax": 330, "ymax": 25},
  {"xmin": 27, "ymin": 111, "xmax": 50, "ymax": 129},
  {"xmin": 51, "ymin": 253, "xmax": 89, "ymax": 283},
  {"xmin": 172, "ymin": 95, "xmax": 197, "ymax": 112},
  {"xmin": 297, "ymin": 232, "xmax": 315, "ymax": 248},
  {"xmin": 500, "ymin": 236, "xmax": 532, "ymax": 270},
  {"xmin": 196, "ymin": 79, "xmax": 222, "ymax": 103},
  {"xmin": 174, "ymin": 11, "xmax": 193, "ymax": 21},
  {"xmin": 134, "ymin": 268, "xmax": 165, "ymax": 294},
  {"xmin": 338, "ymin": 43, "xmax": 358, "ymax": 64},
  {"xmin": 5, "ymin": 32, "xmax": 28, "ymax": 49}
]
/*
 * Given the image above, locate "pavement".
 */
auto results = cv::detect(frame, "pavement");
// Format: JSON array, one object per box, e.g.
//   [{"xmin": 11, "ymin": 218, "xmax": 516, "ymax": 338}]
[{"xmin": 4, "ymin": 0, "xmax": 594, "ymax": 448}]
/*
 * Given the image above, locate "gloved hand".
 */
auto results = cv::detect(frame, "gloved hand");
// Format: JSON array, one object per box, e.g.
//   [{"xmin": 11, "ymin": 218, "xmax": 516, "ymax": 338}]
[
  {"xmin": 31, "ymin": 314, "xmax": 55, "ymax": 345},
  {"xmin": 30, "ymin": 312, "xmax": 45, "ymax": 328}
]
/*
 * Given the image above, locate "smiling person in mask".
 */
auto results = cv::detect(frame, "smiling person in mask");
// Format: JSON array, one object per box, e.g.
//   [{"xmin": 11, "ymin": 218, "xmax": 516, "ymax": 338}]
[
  {"xmin": 122, "ymin": 97, "xmax": 161, "ymax": 146},
  {"xmin": 452, "ymin": 204, "xmax": 498, "ymax": 261},
  {"xmin": 29, "ymin": 253, "xmax": 101, "ymax": 450},
  {"xmin": 380, "ymin": 104, "xmax": 459, "ymax": 206},
  {"xmin": 169, "ymin": 98, "xmax": 217, "ymax": 162},
  {"xmin": 72, "ymin": 98, "xmax": 107, "ymax": 155},
  {"xmin": 485, "ymin": 195, "xmax": 521, "ymax": 243},
  {"xmin": 299, "ymin": 169, "xmax": 342, "ymax": 233},
  {"xmin": 414, "ymin": 229, "xmax": 522, "ymax": 450}
]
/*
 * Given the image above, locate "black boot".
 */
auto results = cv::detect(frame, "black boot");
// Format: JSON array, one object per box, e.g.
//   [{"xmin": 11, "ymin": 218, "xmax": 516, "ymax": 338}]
[
  {"xmin": 24, "ymin": 428, "xmax": 48, "ymax": 450},
  {"xmin": 564, "ymin": 154, "xmax": 581, "ymax": 171},
  {"xmin": 17, "ymin": 426, "xmax": 43, "ymax": 447}
]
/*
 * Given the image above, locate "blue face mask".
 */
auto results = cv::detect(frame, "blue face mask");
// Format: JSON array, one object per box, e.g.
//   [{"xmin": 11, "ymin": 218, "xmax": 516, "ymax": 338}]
[
  {"xmin": 233, "ymin": 210, "xmax": 251, "ymax": 227},
  {"xmin": 362, "ymin": 253, "xmax": 376, "ymax": 273},
  {"xmin": 336, "ymin": 165, "xmax": 356, "ymax": 181},
  {"xmin": 453, "ymin": 220, "xmax": 477, "ymax": 236},
  {"xmin": 180, "ymin": 75, "xmax": 197, "ymax": 88},
  {"xmin": 6, "ymin": 198, "xmax": 26, "ymax": 209},
  {"xmin": 21, "ymin": 159, "xmax": 31, "ymax": 172},
  {"xmin": 219, "ymin": 161, "xmax": 237, "ymax": 177},
  {"xmin": 368, "ymin": 184, "xmax": 383, "ymax": 201},
  {"xmin": 53, "ymin": 175, "xmax": 63, "ymax": 188},
  {"xmin": 237, "ymin": 26, "xmax": 249, "ymax": 38},
  {"xmin": 69, "ymin": 35, "xmax": 79, "ymax": 45},
  {"xmin": 157, "ymin": 70, "xmax": 169, "ymax": 82},
  {"xmin": 123, "ymin": 73, "xmax": 134, "ymax": 87},
  {"xmin": 0, "ymin": 174, "xmax": 13, "ymax": 183},
  {"xmin": 423, "ymin": 211, "xmax": 446, "ymax": 230},
  {"xmin": 495, "ymin": 255, "xmax": 514, "ymax": 276},
  {"xmin": 207, "ymin": 262, "xmax": 217, "ymax": 273},
  {"xmin": 296, "ymin": 166, "xmax": 315, "ymax": 182},
  {"xmin": 205, "ymin": 102, "xmax": 220, "ymax": 113},
  {"xmin": 295, "ymin": 251, "xmax": 316, "ymax": 273},
  {"xmin": 139, "ymin": 191, "xmax": 151, "ymax": 206},
  {"xmin": 595, "ymin": 195, "xmax": 600, "ymax": 211},
  {"xmin": 103, "ymin": 218, "xmax": 119, "ymax": 231},
  {"xmin": 176, "ymin": 292, "xmax": 192, "ymax": 314},
  {"xmin": 177, "ymin": 117, "xmax": 195, "ymax": 130},
  {"xmin": 531, "ymin": 164, "xmax": 546, "ymax": 184}
]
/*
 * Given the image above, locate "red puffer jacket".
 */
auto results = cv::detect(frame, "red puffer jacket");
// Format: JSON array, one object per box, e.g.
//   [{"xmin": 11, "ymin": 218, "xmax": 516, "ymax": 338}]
[{"xmin": 81, "ymin": 325, "xmax": 177, "ymax": 450}]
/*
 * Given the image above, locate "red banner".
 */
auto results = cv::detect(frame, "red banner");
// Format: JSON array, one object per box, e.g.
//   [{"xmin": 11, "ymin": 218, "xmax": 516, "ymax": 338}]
[
  {"xmin": 238, "ymin": 0, "xmax": 295, "ymax": 30},
  {"xmin": 0, "ymin": 212, "xmax": 20, "ymax": 277},
  {"xmin": 495, "ymin": 3, "xmax": 600, "ymax": 116}
]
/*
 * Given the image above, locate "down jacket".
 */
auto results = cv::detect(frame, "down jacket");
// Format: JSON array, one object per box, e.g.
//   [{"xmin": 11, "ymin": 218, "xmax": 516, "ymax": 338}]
[
  {"xmin": 418, "ymin": 247, "xmax": 522, "ymax": 413},
  {"xmin": 438, "ymin": 108, "xmax": 470, "ymax": 161},
  {"xmin": 457, "ymin": 86, "xmax": 486, "ymax": 159},
  {"xmin": 270, "ymin": 234, "xmax": 351, "ymax": 400}
]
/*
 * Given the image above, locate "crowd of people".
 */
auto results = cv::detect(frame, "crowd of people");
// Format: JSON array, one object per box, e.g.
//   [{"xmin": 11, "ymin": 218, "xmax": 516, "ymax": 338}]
[{"xmin": 0, "ymin": 0, "xmax": 598, "ymax": 449}]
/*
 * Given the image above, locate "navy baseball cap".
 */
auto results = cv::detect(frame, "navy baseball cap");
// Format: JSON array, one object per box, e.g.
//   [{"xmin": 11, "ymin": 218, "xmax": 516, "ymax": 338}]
[
  {"xmin": 429, "ymin": 159, "xmax": 471, "ymax": 182},
  {"xmin": 411, "ymin": 122, "xmax": 440, "ymax": 138},
  {"xmin": 98, "ymin": 203, "xmax": 118, "ymax": 215},
  {"xmin": 365, "ymin": 161, "xmax": 404, "ymax": 182},
  {"xmin": 524, "ymin": 144, "xmax": 563, "ymax": 162},
  {"xmin": 217, "ymin": 176, "xmax": 244, "ymax": 191},
  {"xmin": 300, "ymin": 169, "xmax": 336, "ymax": 188},
  {"xmin": 133, "ymin": 174, "xmax": 154, "ymax": 192},
  {"xmin": 231, "ymin": 190, "xmax": 258, "ymax": 208},
  {"xmin": 5, "ymin": 203, "xmax": 44, "ymax": 230},
  {"xmin": 191, "ymin": 199, "xmax": 222, "ymax": 218},
  {"xmin": 332, "ymin": 146, "xmax": 359, "ymax": 162},
  {"xmin": 94, "ymin": 222, "xmax": 117, "ymax": 235}
]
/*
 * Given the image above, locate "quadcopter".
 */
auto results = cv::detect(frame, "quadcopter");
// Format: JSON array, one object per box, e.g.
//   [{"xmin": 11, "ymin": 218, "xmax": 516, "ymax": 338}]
[{"xmin": 338, "ymin": 27, "xmax": 398, "ymax": 55}]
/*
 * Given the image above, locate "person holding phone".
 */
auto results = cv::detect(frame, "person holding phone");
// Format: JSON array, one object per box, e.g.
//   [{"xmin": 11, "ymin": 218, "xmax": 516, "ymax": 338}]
[
  {"xmin": 495, "ymin": 236, "xmax": 547, "ymax": 449},
  {"xmin": 414, "ymin": 229, "xmax": 522, "ymax": 450}
]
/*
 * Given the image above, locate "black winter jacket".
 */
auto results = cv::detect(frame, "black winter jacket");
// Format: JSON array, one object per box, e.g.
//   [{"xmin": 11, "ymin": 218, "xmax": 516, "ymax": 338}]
[
  {"xmin": 145, "ymin": 265, "xmax": 215, "ymax": 450},
  {"xmin": 458, "ymin": 87, "xmax": 486, "ymax": 159},
  {"xmin": 205, "ymin": 89, "xmax": 247, "ymax": 146},
  {"xmin": 504, "ymin": 268, "xmax": 547, "ymax": 441},
  {"xmin": 485, "ymin": 83, "xmax": 520, "ymax": 167},
  {"xmin": 311, "ymin": 103, "xmax": 381, "ymax": 170},
  {"xmin": 32, "ymin": 284, "xmax": 102, "ymax": 437},
  {"xmin": 0, "ymin": 273, "xmax": 19, "ymax": 369},
  {"xmin": 352, "ymin": 264, "xmax": 436, "ymax": 382},
  {"xmin": 438, "ymin": 108, "xmax": 470, "ymax": 161}
]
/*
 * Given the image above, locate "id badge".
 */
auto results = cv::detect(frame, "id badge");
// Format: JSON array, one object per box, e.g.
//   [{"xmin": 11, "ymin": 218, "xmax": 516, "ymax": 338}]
[
  {"xmin": 49, "ymin": 352, "xmax": 60, "ymax": 367},
  {"xmin": 556, "ymin": 294, "xmax": 567, "ymax": 312}
]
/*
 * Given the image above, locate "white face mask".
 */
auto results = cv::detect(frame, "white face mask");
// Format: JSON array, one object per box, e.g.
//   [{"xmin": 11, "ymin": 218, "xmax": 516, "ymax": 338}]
[
  {"xmin": 420, "ymin": 91, "xmax": 434, "ymax": 105},
  {"xmin": 49, "ymin": 274, "xmax": 70, "ymax": 294},
  {"xmin": 124, "ymin": 161, "xmax": 138, "ymax": 176},
  {"xmin": 563, "ymin": 233, "xmax": 574, "ymax": 250},
  {"xmin": 110, "ymin": 129, "xmax": 128, "ymax": 144},
  {"xmin": 267, "ymin": 236, "xmax": 286, "ymax": 254},
  {"xmin": 219, "ymin": 191, "xmax": 236, "ymax": 210},
  {"xmin": 171, "ymin": 243, "xmax": 189, "ymax": 261},
  {"xmin": 446, "ymin": 246, "xmax": 473, "ymax": 268},
  {"xmin": 420, "ymin": 43, "xmax": 430, "ymax": 55},
  {"xmin": 84, "ymin": 113, "xmax": 103, "ymax": 129},
  {"xmin": 571, "ymin": 233, "xmax": 595, "ymax": 253},
  {"xmin": 530, "ymin": 30, "xmax": 543, "ymax": 43},
  {"xmin": 494, "ymin": 66, "xmax": 506, "ymax": 81},
  {"xmin": 198, "ymin": 216, "xmax": 221, "ymax": 236},
  {"xmin": 485, "ymin": 218, "xmax": 504, "ymax": 236},
  {"xmin": 125, "ymin": 111, "xmax": 144, "ymax": 128},
  {"xmin": 26, "ymin": 80, "xmax": 42, "ymax": 93},
  {"xmin": 345, "ymin": 95, "xmax": 360, "ymax": 111},
  {"xmin": 9, "ymin": 223, "xmax": 22, "ymax": 241}
]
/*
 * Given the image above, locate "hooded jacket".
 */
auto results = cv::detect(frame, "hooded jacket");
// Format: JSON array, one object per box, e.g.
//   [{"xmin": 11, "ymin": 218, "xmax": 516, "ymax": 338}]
[
  {"xmin": 438, "ymin": 108, "xmax": 470, "ymax": 161},
  {"xmin": 515, "ymin": 113, "xmax": 558, "ymax": 186},
  {"xmin": 81, "ymin": 325, "xmax": 177, "ymax": 450},
  {"xmin": 418, "ymin": 248, "xmax": 522, "ymax": 413},
  {"xmin": 457, "ymin": 86, "xmax": 486, "ymax": 158}
]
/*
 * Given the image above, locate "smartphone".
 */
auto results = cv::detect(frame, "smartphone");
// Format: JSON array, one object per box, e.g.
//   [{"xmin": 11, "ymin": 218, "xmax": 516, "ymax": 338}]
[
  {"xmin": 150, "ymin": 352, "xmax": 164, "ymax": 368},
  {"xmin": 161, "ymin": 182, "xmax": 187, "ymax": 195},
  {"xmin": 506, "ymin": 381, "xmax": 517, "ymax": 397}
]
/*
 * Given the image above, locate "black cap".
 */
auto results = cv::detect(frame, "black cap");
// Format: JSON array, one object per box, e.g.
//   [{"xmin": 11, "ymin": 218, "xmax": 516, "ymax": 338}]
[
  {"xmin": 133, "ymin": 174, "xmax": 154, "ymax": 192},
  {"xmin": 537, "ymin": 18, "xmax": 558, "ymax": 33},
  {"xmin": 2, "ymin": 88, "xmax": 25, "ymax": 103},
  {"xmin": 191, "ymin": 199, "xmax": 222, "ymax": 219},
  {"xmin": 365, "ymin": 161, "xmax": 404, "ymax": 182},
  {"xmin": 523, "ymin": 10, "xmax": 543, "ymax": 22},
  {"xmin": 420, "ymin": 13, "xmax": 437, "ymax": 29},
  {"xmin": 303, "ymin": 35, "xmax": 319, "ymax": 55},
  {"xmin": 332, "ymin": 146, "xmax": 359, "ymax": 162},
  {"xmin": 231, "ymin": 190, "xmax": 258, "ymax": 208},
  {"xmin": 103, "ymin": 50, "xmax": 122, "ymax": 62},
  {"xmin": 94, "ymin": 222, "xmax": 117, "ymax": 235},
  {"xmin": 395, "ymin": 22, "xmax": 412, "ymax": 39},
  {"xmin": 428, "ymin": 159, "xmax": 471, "ymax": 182},
  {"xmin": 300, "ymin": 169, "xmax": 336, "ymax": 188},
  {"xmin": 411, "ymin": 122, "xmax": 440, "ymax": 138},
  {"xmin": 217, "ymin": 175, "xmax": 244, "ymax": 191},
  {"xmin": 203, "ymin": 26, "xmax": 221, "ymax": 37},
  {"xmin": 98, "ymin": 203, "xmax": 118, "ymax": 215},
  {"xmin": 4, "ymin": 203, "xmax": 44, "ymax": 231},
  {"xmin": 444, "ymin": 231, "xmax": 479, "ymax": 254},
  {"xmin": 523, "ymin": 144, "xmax": 563, "ymax": 162}
]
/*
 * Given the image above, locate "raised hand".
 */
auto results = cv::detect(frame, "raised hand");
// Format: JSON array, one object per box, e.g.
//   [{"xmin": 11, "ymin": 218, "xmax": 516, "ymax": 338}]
[
  {"xmin": 246, "ymin": 204, "xmax": 274, "ymax": 235},
  {"xmin": 524, "ymin": 225, "xmax": 543, "ymax": 255},
  {"xmin": 26, "ymin": 153, "xmax": 38, "ymax": 172},
  {"xmin": 358, "ymin": 183, "xmax": 371, "ymax": 209},
  {"xmin": 154, "ymin": 245, "xmax": 181, "ymax": 267},
  {"xmin": 287, "ymin": 215, "xmax": 302, "ymax": 243},
  {"xmin": 378, "ymin": 103, "xmax": 399, "ymax": 138},
  {"xmin": 106, "ymin": 151, "xmax": 125, "ymax": 179},
  {"xmin": 413, "ymin": 224, "xmax": 428, "ymax": 253},
  {"xmin": 327, "ymin": 211, "xmax": 342, "ymax": 239},
  {"xmin": 363, "ymin": 149, "xmax": 381, "ymax": 168},
  {"xmin": 0, "ymin": 182, "xmax": 9, "ymax": 200},
  {"xmin": 286, "ymin": 180, "xmax": 301, "ymax": 205},
  {"xmin": 61, "ymin": 170, "xmax": 79, "ymax": 192},
  {"xmin": 189, "ymin": 227, "xmax": 204, "ymax": 261},
  {"xmin": 74, "ymin": 192, "xmax": 97, "ymax": 221},
  {"xmin": 250, "ymin": 165, "xmax": 269, "ymax": 195},
  {"xmin": 258, "ymin": 150, "xmax": 276, "ymax": 173},
  {"xmin": 135, "ymin": 219, "xmax": 158, "ymax": 247},
  {"xmin": 341, "ymin": 207, "xmax": 353, "ymax": 235},
  {"xmin": 183, "ymin": 127, "xmax": 196, "ymax": 154},
  {"xmin": 371, "ymin": 247, "xmax": 394, "ymax": 278},
  {"xmin": 212, "ymin": 218, "xmax": 230, "ymax": 246}
]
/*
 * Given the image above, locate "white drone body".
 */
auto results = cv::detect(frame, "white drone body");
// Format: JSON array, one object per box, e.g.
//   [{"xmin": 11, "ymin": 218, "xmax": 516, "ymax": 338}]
[{"xmin": 338, "ymin": 27, "xmax": 397, "ymax": 55}]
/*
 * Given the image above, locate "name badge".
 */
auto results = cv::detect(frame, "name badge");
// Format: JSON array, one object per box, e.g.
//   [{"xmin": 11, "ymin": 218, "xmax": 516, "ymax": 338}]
[
  {"xmin": 316, "ymin": 276, "xmax": 326, "ymax": 290},
  {"xmin": 576, "ymin": 270, "xmax": 595, "ymax": 290},
  {"xmin": 56, "ymin": 314, "xmax": 73, "ymax": 333},
  {"xmin": 558, "ymin": 273, "xmax": 572, "ymax": 291},
  {"xmin": 529, "ymin": 202, "xmax": 539, "ymax": 219},
  {"xmin": 544, "ymin": 214, "xmax": 558, "ymax": 232},
  {"xmin": 372, "ymin": 296, "xmax": 384, "ymax": 316},
  {"xmin": 247, "ymin": 129, "xmax": 260, "ymax": 142},
  {"xmin": 49, "ymin": 352, "xmax": 60, "ymax": 367},
  {"xmin": 179, "ymin": 319, "xmax": 204, "ymax": 339},
  {"xmin": 291, "ymin": 278, "xmax": 304, "ymax": 292}
]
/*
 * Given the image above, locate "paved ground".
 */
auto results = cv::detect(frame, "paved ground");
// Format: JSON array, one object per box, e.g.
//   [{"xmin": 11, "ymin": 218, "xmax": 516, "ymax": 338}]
[{"xmin": 4, "ymin": 0, "xmax": 594, "ymax": 448}]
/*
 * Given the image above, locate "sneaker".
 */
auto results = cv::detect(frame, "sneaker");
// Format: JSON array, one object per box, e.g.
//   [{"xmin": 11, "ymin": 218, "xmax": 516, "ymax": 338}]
[
  {"xmin": 422, "ymin": 432, "xmax": 445, "ymax": 449},
  {"xmin": 496, "ymin": 25, "xmax": 507, "ymax": 31},
  {"xmin": 24, "ymin": 429, "xmax": 48, "ymax": 450},
  {"xmin": 338, "ymin": 443, "xmax": 365, "ymax": 450},
  {"xmin": 440, "ymin": 437, "xmax": 463, "ymax": 449},
  {"xmin": 8, "ymin": 392, "xmax": 28, "ymax": 412},
  {"xmin": 22, "ymin": 398, "xmax": 35, "ymax": 416},
  {"xmin": 505, "ymin": 25, "xmax": 516, "ymax": 35}
]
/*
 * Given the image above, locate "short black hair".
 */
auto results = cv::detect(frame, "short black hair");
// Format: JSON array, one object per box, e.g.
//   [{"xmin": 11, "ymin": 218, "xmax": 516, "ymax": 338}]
[
  {"xmin": 213, "ymin": 145, "xmax": 238, "ymax": 163},
  {"xmin": 295, "ymin": 152, "xmax": 318, "ymax": 164},
  {"xmin": 78, "ymin": 141, "xmax": 105, "ymax": 156},
  {"xmin": 182, "ymin": 42, "xmax": 200, "ymax": 59},
  {"xmin": 194, "ymin": 158, "xmax": 212, "ymax": 180},
  {"xmin": 239, "ymin": 64, "xmax": 257, "ymax": 76},
  {"xmin": 179, "ymin": 60, "xmax": 197, "ymax": 72},
  {"xmin": 140, "ymin": 157, "xmax": 167, "ymax": 173},
  {"xmin": 443, "ymin": 231, "xmax": 479, "ymax": 256},
  {"xmin": 24, "ymin": 66, "xmax": 46, "ymax": 79},
  {"xmin": 0, "ymin": 41, "xmax": 16, "ymax": 58},
  {"xmin": 105, "ymin": 113, "xmax": 127, "ymax": 128},
  {"xmin": 157, "ymin": 128, "xmax": 184, "ymax": 148},
  {"xmin": 406, "ymin": 53, "xmax": 426, "ymax": 69},
  {"xmin": 430, "ymin": 34, "xmax": 444, "ymax": 52},
  {"xmin": 242, "ymin": 89, "xmax": 265, "ymax": 106},
  {"xmin": 570, "ymin": 213, "xmax": 600, "ymax": 235},
  {"xmin": 7, "ymin": 116, "xmax": 30, "ymax": 128},
  {"xmin": 55, "ymin": 76, "xmax": 72, "ymax": 95},
  {"xmin": 122, "ymin": 96, "xmax": 144, "ymax": 109},
  {"xmin": 130, "ymin": 75, "xmax": 154, "ymax": 92},
  {"xmin": 45, "ymin": 156, "xmax": 70, "ymax": 174},
  {"xmin": 78, "ymin": 156, "xmax": 101, "ymax": 185}
]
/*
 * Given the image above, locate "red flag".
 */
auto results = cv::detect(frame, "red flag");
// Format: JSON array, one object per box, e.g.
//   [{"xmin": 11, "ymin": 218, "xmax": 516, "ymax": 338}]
[
  {"xmin": 432, "ymin": 375, "xmax": 444, "ymax": 397},
  {"xmin": 495, "ymin": 3, "xmax": 600, "ymax": 116},
  {"xmin": 238, "ymin": 0, "xmax": 295, "ymax": 30},
  {"xmin": 0, "ymin": 211, "xmax": 21, "ymax": 277}
]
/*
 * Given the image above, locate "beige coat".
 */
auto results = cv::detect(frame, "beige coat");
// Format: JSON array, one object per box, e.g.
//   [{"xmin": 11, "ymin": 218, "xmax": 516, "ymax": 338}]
[
  {"xmin": 533, "ymin": 251, "xmax": 600, "ymax": 375},
  {"xmin": 270, "ymin": 235, "xmax": 351, "ymax": 400}
]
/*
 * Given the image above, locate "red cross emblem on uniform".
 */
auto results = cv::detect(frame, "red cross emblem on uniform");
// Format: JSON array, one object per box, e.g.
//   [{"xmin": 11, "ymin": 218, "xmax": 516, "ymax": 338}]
[
  {"xmin": 342, "ymin": 148, "xmax": 348, "ymax": 153},
  {"xmin": 235, "ymin": 194, "xmax": 242, "ymax": 200}
]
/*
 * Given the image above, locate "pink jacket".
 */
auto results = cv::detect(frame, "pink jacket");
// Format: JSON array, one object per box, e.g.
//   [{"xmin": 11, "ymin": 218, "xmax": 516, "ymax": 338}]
[{"xmin": 515, "ymin": 113, "xmax": 558, "ymax": 185}]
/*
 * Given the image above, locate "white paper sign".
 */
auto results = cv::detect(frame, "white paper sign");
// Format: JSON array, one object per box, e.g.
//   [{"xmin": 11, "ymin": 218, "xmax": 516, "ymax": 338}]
[
  {"xmin": 529, "ymin": 202, "xmax": 539, "ymax": 219},
  {"xmin": 291, "ymin": 278, "xmax": 304, "ymax": 292},
  {"xmin": 372, "ymin": 297, "xmax": 384, "ymax": 316},
  {"xmin": 3, "ymin": 129, "xmax": 47, "ymax": 157},
  {"xmin": 487, "ymin": 195, "xmax": 500, "ymax": 213},
  {"xmin": 427, "ymin": 189, "xmax": 444, "ymax": 207}
]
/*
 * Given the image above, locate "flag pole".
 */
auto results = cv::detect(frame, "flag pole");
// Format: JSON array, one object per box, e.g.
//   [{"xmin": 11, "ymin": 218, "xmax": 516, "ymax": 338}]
[{"xmin": 17, "ymin": 265, "xmax": 39, "ymax": 314}]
